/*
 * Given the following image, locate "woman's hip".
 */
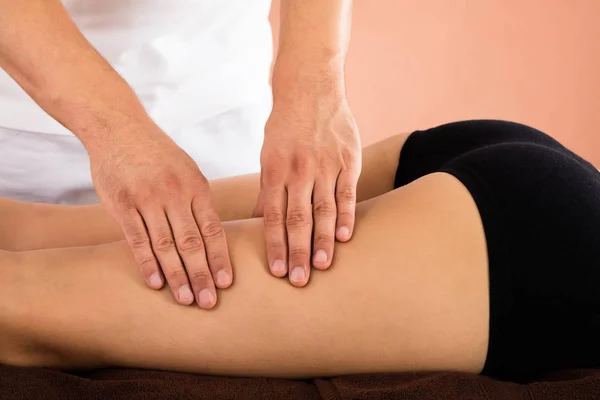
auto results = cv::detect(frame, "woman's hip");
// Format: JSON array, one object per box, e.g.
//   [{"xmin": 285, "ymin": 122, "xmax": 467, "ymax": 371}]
[{"xmin": 396, "ymin": 120, "xmax": 600, "ymax": 381}]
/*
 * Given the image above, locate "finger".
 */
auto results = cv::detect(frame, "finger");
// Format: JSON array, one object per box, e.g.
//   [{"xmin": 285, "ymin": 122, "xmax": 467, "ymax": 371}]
[
  {"xmin": 141, "ymin": 205, "xmax": 194, "ymax": 306},
  {"xmin": 167, "ymin": 203, "xmax": 219, "ymax": 310},
  {"xmin": 120, "ymin": 210, "xmax": 165, "ymax": 290},
  {"xmin": 192, "ymin": 197, "xmax": 233, "ymax": 299},
  {"xmin": 262, "ymin": 185, "xmax": 288, "ymax": 278},
  {"xmin": 286, "ymin": 182, "xmax": 314, "ymax": 287},
  {"xmin": 335, "ymin": 166, "xmax": 359, "ymax": 242},
  {"xmin": 311, "ymin": 178, "xmax": 337, "ymax": 270}
]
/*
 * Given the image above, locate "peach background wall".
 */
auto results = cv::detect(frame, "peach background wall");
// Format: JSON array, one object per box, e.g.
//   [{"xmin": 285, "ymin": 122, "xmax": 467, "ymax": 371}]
[{"xmin": 270, "ymin": 0, "xmax": 600, "ymax": 166}]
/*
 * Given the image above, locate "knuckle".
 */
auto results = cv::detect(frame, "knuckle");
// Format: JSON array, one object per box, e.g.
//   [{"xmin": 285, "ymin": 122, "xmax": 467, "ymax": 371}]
[
  {"xmin": 167, "ymin": 268, "xmax": 188, "ymax": 282},
  {"xmin": 263, "ymin": 163, "xmax": 284, "ymax": 186},
  {"xmin": 195, "ymin": 173, "xmax": 209, "ymax": 189},
  {"xmin": 263, "ymin": 208, "xmax": 285, "ymax": 227},
  {"xmin": 291, "ymin": 154, "xmax": 311, "ymax": 177},
  {"xmin": 200, "ymin": 218, "xmax": 224, "ymax": 240},
  {"xmin": 289, "ymin": 247, "xmax": 309, "ymax": 261},
  {"xmin": 176, "ymin": 232, "xmax": 205, "ymax": 253},
  {"xmin": 336, "ymin": 185, "xmax": 357, "ymax": 202},
  {"xmin": 268, "ymin": 242, "xmax": 285, "ymax": 256},
  {"xmin": 163, "ymin": 172, "xmax": 182, "ymax": 192},
  {"xmin": 207, "ymin": 251, "xmax": 227, "ymax": 269},
  {"xmin": 286, "ymin": 207, "xmax": 311, "ymax": 228},
  {"xmin": 154, "ymin": 235, "xmax": 176, "ymax": 253},
  {"xmin": 341, "ymin": 147, "xmax": 358, "ymax": 166},
  {"xmin": 261, "ymin": 147, "xmax": 284, "ymax": 164},
  {"xmin": 115, "ymin": 189, "xmax": 136, "ymax": 211},
  {"xmin": 137, "ymin": 255, "xmax": 158, "ymax": 271},
  {"xmin": 189, "ymin": 268, "xmax": 212, "ymax": 282},
  {"xmin": 313, "ymin": 199, "xmax": 337, "ymax": 218},
  {"xmin": 314, "ymin": 233, "xmax": 334, "ymax": 246},
  {"xmin": 191, "ymin": 181, "xmax": 210, "ymax": 199},
  {"xmin": 131, "ymin": 187, "xmax": 155, "ymax": 205},
  {"xmin": 319, "ymin": 154, "xmax": 339, "ymax": 175},
  {"xmin": 128, "ymin": 231, "xmax": 151, "ymax": 249},
  {"xmin": 337, "ymin": 209, "xmax": 355, "ymax": 221}
]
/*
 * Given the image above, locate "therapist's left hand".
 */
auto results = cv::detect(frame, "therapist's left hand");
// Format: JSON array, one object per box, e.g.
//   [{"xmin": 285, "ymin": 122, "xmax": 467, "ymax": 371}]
[{"xmin": 254, "ymin": 65, "xmax": 361, "ymax": 287}]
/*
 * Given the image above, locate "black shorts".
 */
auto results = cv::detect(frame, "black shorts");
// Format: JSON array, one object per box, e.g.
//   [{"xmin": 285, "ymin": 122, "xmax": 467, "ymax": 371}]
[{"xmin": 394, "ymin": 120, "xmax": 600, "ymax": 381}]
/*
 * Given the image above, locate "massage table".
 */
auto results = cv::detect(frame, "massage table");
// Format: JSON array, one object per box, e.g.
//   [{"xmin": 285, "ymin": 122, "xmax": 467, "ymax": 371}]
[{"xmin": 2, "ymin": 366, "xmax": 599, "ymax": 399}]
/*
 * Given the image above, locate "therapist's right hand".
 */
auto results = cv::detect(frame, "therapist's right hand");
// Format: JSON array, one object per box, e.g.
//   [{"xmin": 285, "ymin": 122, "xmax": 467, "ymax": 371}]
[{"xmin": 88, "ymin": 123, "xmax": 233, "ymax": 309}]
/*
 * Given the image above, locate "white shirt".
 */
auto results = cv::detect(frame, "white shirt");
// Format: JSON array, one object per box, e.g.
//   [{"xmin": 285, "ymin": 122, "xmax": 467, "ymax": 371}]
[{"xmin": 0, "ymin": 0, "xmax": 273, "ymax": 204}]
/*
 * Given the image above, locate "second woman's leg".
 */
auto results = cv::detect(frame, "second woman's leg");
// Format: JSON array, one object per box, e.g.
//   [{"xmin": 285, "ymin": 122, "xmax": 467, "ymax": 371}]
[
  {"xmin": 0, "ymin": 171, "xmax": 489, "ymax": 378},
  {"xmin": 0, "ymin": 134, "xmax": 408, "ymax": 251}
]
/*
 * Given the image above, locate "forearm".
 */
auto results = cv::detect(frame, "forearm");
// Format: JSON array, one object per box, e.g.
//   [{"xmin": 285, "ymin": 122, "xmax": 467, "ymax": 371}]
[
  {"xmin": 277, "ymin": 0, "xmax": 352, "ymax": 63},
  {"xmin": 273, "ymin": 0, "xmax": 352, "ymax": 103},
  {"xmin": 0, "ymin": 0, "xmax": 149, "ymax": 148}
]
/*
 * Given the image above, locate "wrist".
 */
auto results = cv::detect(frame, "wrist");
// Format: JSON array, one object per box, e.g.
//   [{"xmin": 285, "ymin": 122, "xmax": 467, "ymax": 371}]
[
  {"xmin": 69, "ymin": 92, "xmax": 147, "ymax": 139},
  {"xmin": 83, "ymin": 118, "xmax": 166, "ymax": 162},
  {"xmin": 64, "ymin": 91, "xmax": 155, "ymax": 157},
  {"xmin": 272, "ymin": 53, "xmax": 346, "ymax": 107},
  {"xmin": 273, "ymin": 49, "xmax": 345, "ymax": 83},
  {"xmin": 276, "ymin": 43, "xmax": 345, "ymax": 66}
]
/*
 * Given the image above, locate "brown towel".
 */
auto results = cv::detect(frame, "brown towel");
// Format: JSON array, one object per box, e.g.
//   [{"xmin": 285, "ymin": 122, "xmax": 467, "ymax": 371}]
[{"xmin": 1, "ymin": 366, "xmax": 599, "ymax": 399}]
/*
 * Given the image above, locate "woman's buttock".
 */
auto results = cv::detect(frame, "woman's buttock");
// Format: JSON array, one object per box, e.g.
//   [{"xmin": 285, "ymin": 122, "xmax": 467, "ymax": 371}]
[{"xmin": 395, "ymin": 120, "xmax": 600, "ymax": 381}]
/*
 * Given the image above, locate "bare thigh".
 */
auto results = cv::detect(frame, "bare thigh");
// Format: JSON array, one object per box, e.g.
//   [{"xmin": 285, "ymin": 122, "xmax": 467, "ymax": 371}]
[{"xmin": 1, "ymin": 172, "xmax": 489, "ymax": 378}]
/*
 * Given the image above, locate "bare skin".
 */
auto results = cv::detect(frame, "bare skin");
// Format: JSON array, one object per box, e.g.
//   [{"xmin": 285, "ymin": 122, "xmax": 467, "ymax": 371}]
[
  {"xmin": 259, "ymin": 0, "xmax": 360, "ymax": 286},
  {"xmin": 0, "ymin": 134, "xmax": 401, "ymax": 252},
  {"xmin": 0, "ymin": 133, "xmax": 490, "ymax": 378},
  {"xmin": 0, "ymin": 0, "xmax": 360, "ymax": 304}
]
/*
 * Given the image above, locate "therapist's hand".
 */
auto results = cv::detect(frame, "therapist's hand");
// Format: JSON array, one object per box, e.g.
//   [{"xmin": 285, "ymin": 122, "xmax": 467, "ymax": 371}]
[
  {"xmin": 88, "ymin": 123, "xmax": 232, "ymax": 309},
  {"xmin": 254, "ymin": 65, "xmax": 361, "ymax": 287}
]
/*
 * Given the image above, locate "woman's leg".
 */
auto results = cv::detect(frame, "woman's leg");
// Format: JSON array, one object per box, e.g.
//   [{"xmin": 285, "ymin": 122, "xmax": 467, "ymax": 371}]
[
  {"xmin": 0, "ymin": 171, "xmax": 489, "ymax": 378},
  {"xmin": 0, "ymin": 134, "xmax": 407, "ymax": 251},
  {"xmin": 0, "ymin": 173, "xmax": 261, "ymax": 251}
]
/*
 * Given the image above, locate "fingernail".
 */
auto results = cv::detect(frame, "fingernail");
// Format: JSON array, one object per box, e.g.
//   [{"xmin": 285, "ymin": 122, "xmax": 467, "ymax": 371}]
[
  {"xmin": 314, "ymin": 250, "xmax": 328, "ymax": 264},
  {"xmin": 337, "ymin": 226, "xmax": 350, "ymax": 240},
  {"xmin": 271, "ymin": 259, "xmax": 286, "ymax": 275},
  {"xmin": 199, "ymin": 289, "xmax": 216, "ymax": 308},
  {"xmin": 178, "ymin": 284, "xmax": 194, "ymax": 303},
  {"xmin": 290, "ymin": 267, "xmax": 306, "ymax": 283},
  {"xmin": 216, "ymin": 270, "xmax": 231, "ymax": 287},
  {"xmin": 148, "ymin": 272, "xmax": 163, "ymax": 288}
]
